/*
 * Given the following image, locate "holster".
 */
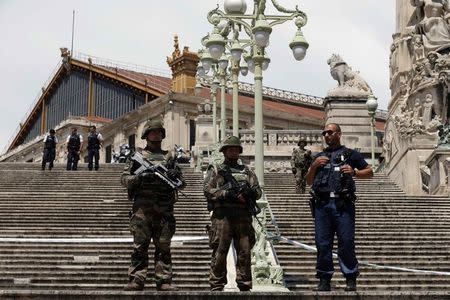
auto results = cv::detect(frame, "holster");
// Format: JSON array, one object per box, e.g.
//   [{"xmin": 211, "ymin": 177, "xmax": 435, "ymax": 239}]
[{"xmin": 308, "ymin": 190, "xmax": 318, "ymax": 219}]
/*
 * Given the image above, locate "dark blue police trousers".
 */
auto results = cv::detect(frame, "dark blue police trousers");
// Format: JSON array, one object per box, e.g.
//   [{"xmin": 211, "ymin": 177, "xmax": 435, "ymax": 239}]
[
  {"xmin": 314, "ymin": 197, "xmax": 359, "ymax": 279},
  {"xmin": 88, "ymin": 149, "xmax": 100, "ymax": 170}
]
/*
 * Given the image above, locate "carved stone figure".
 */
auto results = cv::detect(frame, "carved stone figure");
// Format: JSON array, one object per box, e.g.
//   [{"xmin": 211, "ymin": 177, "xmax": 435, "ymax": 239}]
[
  {"xmin": 389, "ymin": 43, "xmax": 398, "ymax": 84},
  {"xmin": 394, "ymin": 101, "xmax": 428, "ymax": 138},
  {"xmin": 409, "ymin": 0, "xmax": 450, "ymax": 54},
  {"xmin": 326, "ymin": 54, "xmax": 372, "ymax": 98},
  {"xmin": 424, "ymin": 51, "xmax": 440, "ymax": 76},
  {"xmin": 413, "ymin": 98, "xmax": 423, "ymax": 120},
  {"xmin": 423, "ymin": 94, "xmax": 434, "ymax": 127},
  {"xmin": 412, "ymin": 34, "xmax": 426, "ymax": 62}
]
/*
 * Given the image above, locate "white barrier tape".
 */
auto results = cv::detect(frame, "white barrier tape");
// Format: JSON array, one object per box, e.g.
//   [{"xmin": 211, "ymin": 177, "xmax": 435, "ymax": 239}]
[
  {"xmin": 0, "ymin": 236, "xmax": 209, "ymax": 243},
  {"xmin": 279, "ymin": 236, "xmax": 450, "ymax": 276}
]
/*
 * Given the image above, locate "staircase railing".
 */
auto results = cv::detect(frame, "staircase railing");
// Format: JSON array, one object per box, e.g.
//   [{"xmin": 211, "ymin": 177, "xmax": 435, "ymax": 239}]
[{"xmin": 251, "ymin": 192, "xmax": 288, "ymax": 291}]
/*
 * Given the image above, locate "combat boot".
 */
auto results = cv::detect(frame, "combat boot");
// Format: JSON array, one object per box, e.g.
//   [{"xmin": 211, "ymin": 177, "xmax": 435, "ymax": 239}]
[
  {"xmin": 123, "ymin": 278, "xmax": 144, "ymax": 291},
  {"xmin": 315, "ymin": 278, "xmax": 331, "ymax": 291},
  {"xmin": 156, "ymin": 283, "xmax": 178, "ymax": 291},
  {"xmin": 344, "ymin": 277, "xmax": 357, "ymax": 291}
]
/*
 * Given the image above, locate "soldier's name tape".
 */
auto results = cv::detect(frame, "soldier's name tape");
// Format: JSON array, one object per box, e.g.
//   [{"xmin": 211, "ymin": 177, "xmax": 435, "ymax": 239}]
[
  {"xmin": 2, "ymin": 236, "xmax": 448, "ymax": 276},
  {"xmin": 279, "ymin": 236, "xmax": 450, "ymax": 276}
]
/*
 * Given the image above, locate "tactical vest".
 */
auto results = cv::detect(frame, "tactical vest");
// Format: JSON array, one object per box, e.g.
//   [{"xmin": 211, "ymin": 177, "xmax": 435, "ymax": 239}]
[
  {"xmin": 68, "ymin": 134, "xmax": 81, "ymax": 151},
  {"xmin": 138, "ymin": 149, "xmax": 174, "ymax": 194},
  {"xmin": 44, "ymin": 135, "xmax": 57, "ymax": 149},
  {"xmin": 312, "ymin": 146, "xmax": 356, "ymax": 194},
  {"xmin": 87, "ymin": 132, "xmax": 100, "ymax": 150},
  {"xmin": 213, "ymin": 163, "xmax": 251, "ymax": 213}
]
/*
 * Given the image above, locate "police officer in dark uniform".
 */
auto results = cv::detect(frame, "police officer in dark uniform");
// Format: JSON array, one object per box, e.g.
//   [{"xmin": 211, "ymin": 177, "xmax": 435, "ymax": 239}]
[
  {"xmin": 306, "ymin": 123, "xmax": 373, "ymax": 292},
  {"xmin": 66, "ymin": 127, "xmax": 83, "ymax": 171},
  {"xmin": 87, "ymin": 125, "xmax": 103, "ymax": 171},
  {"xmin": 203, "ymin": 136, "xmax": 262, "ymax": 292},
  {"xmin": 42, "ymin": 129, "xmax": 58, "ymax": 170}
]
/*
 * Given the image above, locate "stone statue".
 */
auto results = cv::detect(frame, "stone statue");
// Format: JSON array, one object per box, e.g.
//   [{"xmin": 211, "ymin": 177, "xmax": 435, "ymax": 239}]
[
  {"xmin": 326, "ymin": 54, "xmax": 372, "ymax": 98},
  {"xmin": 409, "ymin": 0, "xmax": 450, "ymax": 54},
  {"xmin": 422, "ymin": 94, "xmax": 434, "ymax": 127},
  {"xmin": 412, "ymin": 34, "xmax": 426, "ymax": 62},
  {"xmin": 413, "ymin": 98, "xmax": 423, "ymax": 120}
]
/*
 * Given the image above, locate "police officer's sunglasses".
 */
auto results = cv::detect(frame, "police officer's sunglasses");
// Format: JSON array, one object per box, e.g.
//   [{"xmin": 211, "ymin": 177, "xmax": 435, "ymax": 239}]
[{"xmin": 321, "ymin": 130, "xmax": 338, "ymax": 136}]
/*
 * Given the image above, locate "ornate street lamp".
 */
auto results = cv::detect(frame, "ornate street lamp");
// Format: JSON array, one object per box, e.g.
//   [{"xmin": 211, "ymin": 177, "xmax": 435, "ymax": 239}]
[
  {"xmin": 366, "ymin": 94, "xmax": 378, "ymax": 167},
  {"xmin": 209, "ymin": 0, "xmax": 309, "ymax": 190}
]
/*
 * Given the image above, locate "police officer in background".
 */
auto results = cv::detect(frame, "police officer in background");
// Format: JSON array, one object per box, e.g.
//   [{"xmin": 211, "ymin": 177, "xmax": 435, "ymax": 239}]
[
  {"xmin": 66, "ymin": 127, "xmax": 83, "ymax": 171},
  {"xmin": 203, "ymin": 136, "xmax": 262, "ymax": 292},
  {"xmin": 121, "ymin": 119, "xmax": 186, "ymax": 291},
  {"xmin": 87, "ymin": 125, "xmax": 103, "ymax": 171},
  {"xmin": 306, "ymin": 123, "xmax": 373, "ymax": 292},
  {"xmin": 42, "ymin": 129, "xmax": 58, "ymax": 170},
  {"xmin": 291, "ymin": 138, "xmax": 312, "ymax": 193}
]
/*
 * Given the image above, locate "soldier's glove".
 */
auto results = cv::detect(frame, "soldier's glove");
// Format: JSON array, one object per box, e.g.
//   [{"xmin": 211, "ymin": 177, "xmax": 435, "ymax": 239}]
[
  {"xmin": 224, "ymin": 189, "xmax": 238, "ymax": 201},
  {"xmin": 166, "ymin": 169, "xmax": 180, "ymax": 179}
]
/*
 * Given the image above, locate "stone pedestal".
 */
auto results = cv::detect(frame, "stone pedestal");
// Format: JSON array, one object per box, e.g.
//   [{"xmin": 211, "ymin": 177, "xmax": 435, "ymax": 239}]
[
  {"xmin": 324, "ymin": 97, "xmax": 373, "ymax": 150},
  {"xmin": 425, "ymin": 148, "xmax": 450, "ymax": 195},
  {"xmin": 191, "ymin": 115, "xmax": 216, "ymax": 170},
  {"xmin": 194, "ymin": 115, "xmax": 215, "ymax": 148}
]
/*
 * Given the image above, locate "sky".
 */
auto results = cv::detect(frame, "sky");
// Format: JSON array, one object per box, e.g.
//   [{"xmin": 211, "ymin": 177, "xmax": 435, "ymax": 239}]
[{"xmin": 0, "ymin": 0, "xmax": 395, "ymax": 154}]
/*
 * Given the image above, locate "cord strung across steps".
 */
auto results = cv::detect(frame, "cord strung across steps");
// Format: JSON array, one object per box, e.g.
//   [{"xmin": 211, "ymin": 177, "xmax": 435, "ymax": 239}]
[
  {"xmin": 279, "ymin": 236, "xmax": 450, "ymax": 276},
  {"xmin": 4, "ymin": 235, "xmax": 449, "ymax": 276},
  {"xmin": 0, "ymin": 236, "xmax": 209, "ymax": 243}
]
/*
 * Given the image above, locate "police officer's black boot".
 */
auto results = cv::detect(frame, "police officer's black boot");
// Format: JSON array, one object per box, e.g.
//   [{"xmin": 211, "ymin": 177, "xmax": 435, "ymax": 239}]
[
  {"xmin": 345, "ymin": 277, "xmax": 357, "ymax": 291},
  {"xmin": 315, "ymin": 277, "xmax": 331, "ymax": 291}
]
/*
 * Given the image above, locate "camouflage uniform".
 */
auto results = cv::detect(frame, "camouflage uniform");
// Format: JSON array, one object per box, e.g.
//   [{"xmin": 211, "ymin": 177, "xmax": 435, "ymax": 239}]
[
  {"xmin": 203, "ymin": 136, "xmax": 262, "ymax": 291},
  {"xmin": 121, "ymin": 120, "xmax": 186, "ymax": 290},
  {"xmin": 291, "ymin": 140, "xmax": 312, "ymax": 194}
]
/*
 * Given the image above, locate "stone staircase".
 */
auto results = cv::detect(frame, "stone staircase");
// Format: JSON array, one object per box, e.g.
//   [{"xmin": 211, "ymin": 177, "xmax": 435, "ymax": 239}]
[
  {"xmin": 0, "ymin": 163, "xmax": 449, "ymax": 299},
  {"xmin": 0, "ymin": 163, "xmax": 210, "ymax": 293},
  {"xmin": 265, "ymin": 173, "xmax": 450, "ymax": 293}
]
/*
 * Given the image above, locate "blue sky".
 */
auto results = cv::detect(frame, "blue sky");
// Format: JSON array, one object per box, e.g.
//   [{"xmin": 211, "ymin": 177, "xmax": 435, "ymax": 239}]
[{"xmin": 0, "ymin": 0, "xmax": 394, "ymax": 153}]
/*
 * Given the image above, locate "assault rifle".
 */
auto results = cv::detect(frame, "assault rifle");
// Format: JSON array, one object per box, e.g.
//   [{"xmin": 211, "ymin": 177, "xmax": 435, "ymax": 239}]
[
  {"xmin": 130, "ymin": 151, "xmax": 185, "ymax": 195},
  {"xmin": 218, "ymin": 169, "xmax": 261, "ymax": 217}
]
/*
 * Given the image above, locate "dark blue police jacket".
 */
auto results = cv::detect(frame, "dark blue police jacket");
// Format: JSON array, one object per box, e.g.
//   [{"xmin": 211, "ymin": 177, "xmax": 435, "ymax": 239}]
[{"xmin": 312, "ymin": 146, "xmax": 368, "ymax": 194}]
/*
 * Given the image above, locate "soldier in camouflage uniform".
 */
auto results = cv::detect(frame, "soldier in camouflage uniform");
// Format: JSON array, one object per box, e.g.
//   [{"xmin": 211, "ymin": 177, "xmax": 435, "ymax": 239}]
[
  {"xmin": 291, "ymin": 138, "xmax": 312, "ymax": 194},
  {"xmin": 121, "ymin": 119, "xmax": 186, "ymax": 291},
  {"xmin": 203, "ymin": 136, "xmax": 262, "ymax": 292}
]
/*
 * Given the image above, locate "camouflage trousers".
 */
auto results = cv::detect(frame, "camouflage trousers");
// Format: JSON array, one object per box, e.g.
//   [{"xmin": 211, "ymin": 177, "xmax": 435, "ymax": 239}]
[
  {"xmin": 294, "ymin": 170, "xmax": 307, "ymax": 194},
  {"xmin": 208, "ymin": 214, "xmax": 255, "ymax": 291},
  {"xmin": 128, "ymin": 206, "xmax": 176, "ymax": 285}
]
